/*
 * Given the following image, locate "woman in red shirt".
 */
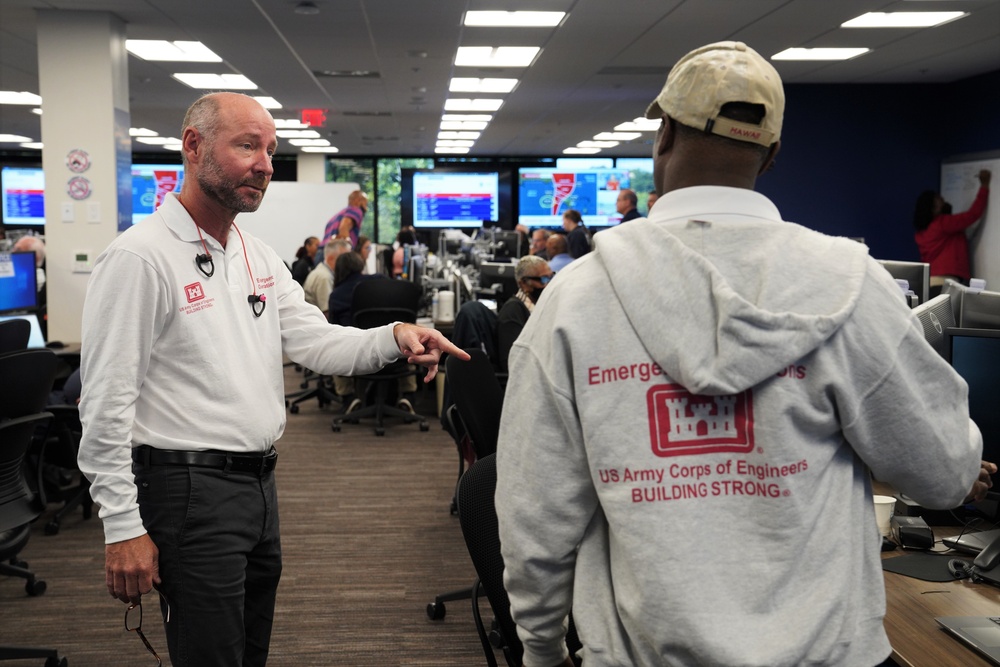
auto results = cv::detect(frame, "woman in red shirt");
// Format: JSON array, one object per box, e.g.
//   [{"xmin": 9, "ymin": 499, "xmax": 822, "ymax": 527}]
[{"xmin": 914, "ymin": 169, "xmax": 991, "ymax": 297}]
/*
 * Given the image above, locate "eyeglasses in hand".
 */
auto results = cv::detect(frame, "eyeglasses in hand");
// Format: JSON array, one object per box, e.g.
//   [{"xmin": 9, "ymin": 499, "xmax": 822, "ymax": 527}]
[{"xmin": 125, "ymin": 600, "xmax": 163, "ymax": 666}]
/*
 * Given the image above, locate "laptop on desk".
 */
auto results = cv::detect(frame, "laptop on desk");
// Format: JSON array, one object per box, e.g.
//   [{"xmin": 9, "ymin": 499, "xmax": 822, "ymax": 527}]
[
  {"xmin": 937, "ymin": 617, "xmax": 1000, "ymax": 665},
  {"xmin": 943, "ymin": 529, "xmax": 1000, "ymax": 555}
]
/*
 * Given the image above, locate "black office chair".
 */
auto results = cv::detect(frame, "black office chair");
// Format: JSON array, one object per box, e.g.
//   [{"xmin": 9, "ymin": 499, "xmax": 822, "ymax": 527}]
[
  {"xmin": 36, "ymin": 405, "xmax": 92, "ymax": 535},
  {"xmin": 285, "ymin": 370, "xmax": 338, "ymax": 414},
  {"xmin": 447, "ymin": 348, "xmax": 503, "ymax": 460},
  {"xmin": 0, "ymin": 348, "xmax": 60, "ymax": 418},
  {"xmin": 0, "ymin": 413, "xmax": 67, "ymax": 667},
  {"xmin": 0, "ymin": 318, "xmax": 30, "ymax": 355},
  {"xmin": 426, "ymin": 349, "xmax": 504, "ymax": 621},
  {"xmin": 457, "ymin": 453, "xmax": 582, "ymax": 667},
  {"xmin": 331, "ymin": 279, "xmax": 430, "ymax": 436}
]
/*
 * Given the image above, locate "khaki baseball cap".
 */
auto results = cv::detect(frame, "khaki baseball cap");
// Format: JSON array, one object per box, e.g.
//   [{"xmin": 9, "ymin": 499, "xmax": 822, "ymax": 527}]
[{"xmin": 645, "ymin": 41, "xmax": 784, "ymax": 147}]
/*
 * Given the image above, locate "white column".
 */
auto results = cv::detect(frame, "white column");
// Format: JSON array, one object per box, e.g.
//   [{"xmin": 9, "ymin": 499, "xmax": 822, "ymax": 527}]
[
  {"xmin": 297, "ymin": 153, "xmax": 327, "ymax": 183},
  {"xmin": 36, "ymin": 10, "xmax": 130, "ymax": 343}
]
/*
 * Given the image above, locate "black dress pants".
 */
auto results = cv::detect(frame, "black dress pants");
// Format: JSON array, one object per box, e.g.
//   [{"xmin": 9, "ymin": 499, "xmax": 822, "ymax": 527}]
[{"xmin": 134, "ymin": 460, "xmax": 282, "ymax": 666}]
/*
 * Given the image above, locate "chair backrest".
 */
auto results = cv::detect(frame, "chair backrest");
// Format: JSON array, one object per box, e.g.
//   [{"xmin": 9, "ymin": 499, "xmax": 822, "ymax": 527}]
[
  {"xmin": 350, "ymin": 278, "xmax": 421, "ymax": 329},
  {"xmin": 0, "ymin": 318, "xmax": 31, "ymax": 354},
  {"xmin": 0, "ymin": 348, "xmax": 59, "ymax": 419},
  {"xmin": 458, "ymin": 453, "xmax": 584, "ymax": 667},
  {"xmin": 446, "ymin": 349, "xmax": 503, "ymax": 459},
  {"xmin": 0, "ymin": 412, "xmax": 52, "ymax": 532},
  {"xmin": 457, "ymin": 453, "xmax": 522, "ymax": 666}
]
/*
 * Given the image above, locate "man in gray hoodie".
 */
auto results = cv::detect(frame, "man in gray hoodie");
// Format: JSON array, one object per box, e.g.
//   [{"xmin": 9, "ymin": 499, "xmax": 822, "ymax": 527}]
[{"xmin": 496, "ymin": 41, "xmax": 987, "ymax": 667}]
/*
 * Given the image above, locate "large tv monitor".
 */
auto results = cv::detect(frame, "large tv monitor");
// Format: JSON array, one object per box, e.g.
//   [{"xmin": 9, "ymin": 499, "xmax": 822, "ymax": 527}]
[
  {"xmin": 132, "ymin": 163, "xmax": 184, "ymax": 225},
  {"xmin": 913, "ymin": 293, "xmax": 955, "ymax": 359},
  {"xmin": 517, "ymin": 166, "xmax": 631, "ymax": 228},
  {"xmin": 1, "ymin": 166, "xmax": 45, "ymax": 227},
  {"xmin": 0, "ymin": 251, "xmax": 39, "ymax": 313},
  {"xmin": 877, "ymin": 260, "xmax": 929, "ymax": 307},
  {"xmin": 948, "ymin": 327, "xmax": 1000, "ymax": 492},
  {"xmin": 408, "ymin": 170, "xmax": 502, "ymax": 228}
]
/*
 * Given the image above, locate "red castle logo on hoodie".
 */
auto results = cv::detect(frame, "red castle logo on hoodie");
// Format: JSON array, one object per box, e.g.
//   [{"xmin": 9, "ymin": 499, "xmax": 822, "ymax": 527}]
[{"xmin": 646, "ymin": 384, "xmax": 754, "ymax": 457}]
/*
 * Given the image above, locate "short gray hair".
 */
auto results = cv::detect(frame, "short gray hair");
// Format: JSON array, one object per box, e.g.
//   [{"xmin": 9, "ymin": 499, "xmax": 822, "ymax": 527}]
[{"xmin": 515, "ymin": 255, "xmax": 549, "ymax": 282}]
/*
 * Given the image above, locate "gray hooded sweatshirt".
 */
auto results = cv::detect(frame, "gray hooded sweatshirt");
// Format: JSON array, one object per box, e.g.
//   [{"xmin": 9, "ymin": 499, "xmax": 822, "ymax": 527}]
[{"xmin": 496, "ymin": 185, "xmax": 981, "ymax": 667}]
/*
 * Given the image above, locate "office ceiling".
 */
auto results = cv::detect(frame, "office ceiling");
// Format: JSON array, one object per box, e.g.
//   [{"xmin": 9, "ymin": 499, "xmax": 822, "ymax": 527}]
[{"xmin": 1, "ymin": 0, "xmax": 998, "ymax": 158}]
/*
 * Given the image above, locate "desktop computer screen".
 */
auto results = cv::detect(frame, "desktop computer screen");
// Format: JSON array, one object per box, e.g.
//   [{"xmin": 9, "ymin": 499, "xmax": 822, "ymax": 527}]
[
  {"xmin": 948, "ymin": 327, "xmax": 1000, "ymax": 491},
  {"xmin": 877, "ymin": 260, "xmax": 929, "ymax": 307},
  {"xmin": 1, "ymin": 166, "xmax": 45, "ymax": 227},
  {"xmin": 913, "ymin": 294, "xmax": 955, "ymax": 359},
  {"xmin": 0, "ymin": 251, "xmax": 39, "ymax": 313}
]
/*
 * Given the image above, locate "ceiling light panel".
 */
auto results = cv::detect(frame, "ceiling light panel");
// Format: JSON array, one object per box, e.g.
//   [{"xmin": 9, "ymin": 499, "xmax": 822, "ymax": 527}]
[
  {"xmin": 0, "ymin": 134, "xmax": 32, "ymax": 143},
  {"xmin": 440, "ymin": 121, "xmax": 490, "ymax": 131},
  {"xmin": 445, "ymin": 98, "xmax": 504, "ymax": 112},
  {"xmin": 171, "ymin": 73, "xmax": 258, "ymax": 89},
  {"xmin": 449, "ymin": 78, "xmax": 518, "ymax": 93},
  {"xmin": 0, "ymin": 91, "xmax": 42, "ymax": 105},
  {"xmin": 274, "ymin": 119, "xmax": 309, "ymax": 129},
  {"xmin": 464, "ymin": 11, "xmax": 565, "ymax": 27},
  {"xmin": 455, "ymin": 47, "xmax": 540, "ymax": 68},
  {"xmin": 135, "ymin": 136, "xmax": 181, "ymax": 145},
  {"xmin": 276, "ymin": 130, "xmax": 321, "ymax": 139},
  {"xmin": 577, "ymin": 140, "xmax": 619, "ymax": 148},
  {"xmin": 126, "ymin": 40, "xmax": 222, "ymax": 62},
  {"xmin": 288, "ymin": 139, "xmax": 330, "ymax": 146},
  {"xmin": 435, "ymin": 147, "xmax": 471, "ymax": 154},
  {"xmin": 841, "ymin": 12, "xmax": 965, "ymax": 28},
  {"xmin": 563, "ymin": 147, "xmax": 601, "ymax": 154},
  {"xmin": 594, "ymin": 132, "xmax": 641, "ymax": 141},
  {"xmin": 772, "ymin": 48, "xmax": 870, "ymax": 61},
  {"xmin": 129, "ymin": 128, "xmax": 158, "ymax": 137},
  {"xmin": 438, "ymin": 131, "xmax": 481, "ymax": 140},
  {"xmin": 615, "ymin": 118, "xmax": 661, "ymax": 132},
  {"xmin": 436, "ymin": 140, "xmax": 476, "ymax": 147},
  {"xmin": 302, "ymin": 146, "xmax": 340, "ymax": 153},
  {"xmin": 442, "ymin": 114, "xmax": 493, "ymax": 122},
  {"xmin": 254, "ymin": 96, "xmax": 282, "ymax": 109}
]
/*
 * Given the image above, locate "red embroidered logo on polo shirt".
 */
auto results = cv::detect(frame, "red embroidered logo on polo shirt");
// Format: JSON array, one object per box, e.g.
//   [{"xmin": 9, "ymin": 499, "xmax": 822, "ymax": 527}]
[
  {"xmin": 647, "ymin": 384, "xmax": 754, "ymax": 457},
  {"xmin": 184, "ymin": 282, "xmax": 205, "ymax": 303}
]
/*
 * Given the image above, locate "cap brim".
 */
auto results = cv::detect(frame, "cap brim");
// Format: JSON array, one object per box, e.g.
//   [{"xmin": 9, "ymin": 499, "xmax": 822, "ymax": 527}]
[{"xmin": 644, "ymin": 99, "xmax": 664, "ymax": 120}]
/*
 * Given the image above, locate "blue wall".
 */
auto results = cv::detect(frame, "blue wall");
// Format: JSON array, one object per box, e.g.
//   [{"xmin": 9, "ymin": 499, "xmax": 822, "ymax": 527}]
[{"xmin": 756, "ymin": 69, "xmax": 1000, "ymax": 262}]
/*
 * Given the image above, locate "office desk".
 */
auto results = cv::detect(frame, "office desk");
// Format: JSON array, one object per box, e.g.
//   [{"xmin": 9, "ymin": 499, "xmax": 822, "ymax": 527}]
[{"xmin": 883, "ymin": 534, "xmax": 1000, "ymax": 666}]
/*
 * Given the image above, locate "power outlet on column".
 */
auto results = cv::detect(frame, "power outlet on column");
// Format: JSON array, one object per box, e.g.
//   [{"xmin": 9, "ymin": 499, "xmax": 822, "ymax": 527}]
[
  {"xmin": 87, "ymin": 202, "xmax": 101, "ymax": 223},
  {"xmin": 61, "ymin": 202, "xmax": 74, "ymax": 222}
]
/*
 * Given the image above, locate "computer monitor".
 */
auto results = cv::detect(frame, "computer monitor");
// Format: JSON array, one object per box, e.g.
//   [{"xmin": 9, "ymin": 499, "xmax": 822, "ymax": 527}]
[
  {"xmin": 877, "ymin": 260, "xmax": 929, "ymax": 307},
  {"xmin": 1, "ymin": 166, "xmax": 45, "ymax": 227},
  {"xmin": 912, "ymin": 294, "xmax": 955, "ymax": 359},
  {"xmin": 948, "ymin": 327, "xmax": 1000, "ymax": 493},
  {"xmin": 0, "ymin": 251, "xmax": 39, "ymax": 314},
  {"xmin": 959, "ymin": 290, "xmax": 1000, "ymax": 330},
  {"xmin": 477, "ymin": 260, "xmax": 519, "ymax": 306}
]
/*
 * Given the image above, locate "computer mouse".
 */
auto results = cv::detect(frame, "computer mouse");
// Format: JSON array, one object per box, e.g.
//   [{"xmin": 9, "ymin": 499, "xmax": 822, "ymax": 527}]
[{"xmin": 46, "ymin": 341, "xmax": 65, "ymax": 349}]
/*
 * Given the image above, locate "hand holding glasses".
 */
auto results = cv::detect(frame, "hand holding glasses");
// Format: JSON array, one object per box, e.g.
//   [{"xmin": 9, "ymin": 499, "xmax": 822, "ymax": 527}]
[{"xmin": 125, "ymin": 600, "xmax": 162, "ymax": 666}]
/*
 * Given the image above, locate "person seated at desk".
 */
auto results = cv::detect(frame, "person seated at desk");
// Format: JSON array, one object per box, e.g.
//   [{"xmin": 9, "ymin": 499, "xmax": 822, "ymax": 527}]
[
  {"xmin": 392, "ymin": 227, "xmax": 417, "ymax": 278},
  {"xmin": 356, "ymin": 235, "xmax": 374, "ymax": 274},
  {"xmin": 562, "ymin": 209, "xmax": 592, "ymax": 259},
  {"xmin": 547, "ymin": 233, "xmax": 573, "ymax": 273},
  {"xmin": 497, "ymin": 256, "xmax": 552, "ymax": 373},
  {"xmin": 328, "ymin": 252, "xmax": 417, "ymax": 412},
  {"xmin": 290, "ymin": 236, "xmax": 319, "ymax": 285},
  {"xmin": 303, "ymin": 239, "xmax": 351, "ymax": 318}
]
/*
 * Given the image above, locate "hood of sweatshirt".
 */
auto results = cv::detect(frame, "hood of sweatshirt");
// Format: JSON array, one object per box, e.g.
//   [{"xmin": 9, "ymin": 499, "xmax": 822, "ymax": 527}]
[{"xmin": 592, "ymin": 186, "xmax": 871, "ymax": 395}]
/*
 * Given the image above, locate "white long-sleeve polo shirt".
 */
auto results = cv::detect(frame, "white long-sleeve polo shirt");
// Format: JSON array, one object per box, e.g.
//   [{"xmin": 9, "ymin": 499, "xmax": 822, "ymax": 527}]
[{"xmin": 78, "ymin": 193, "xmax": 402, "ymax": 544}]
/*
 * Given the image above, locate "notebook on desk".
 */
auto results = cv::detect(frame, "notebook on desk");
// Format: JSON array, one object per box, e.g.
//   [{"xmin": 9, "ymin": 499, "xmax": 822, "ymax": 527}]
[
  {"xmin": 943, "ymin": 529, "xmax": 1000, "ymax": 555},
  {"xmin": 937, "ymin": 617, "xmax": 1000, "ymax": 665}
]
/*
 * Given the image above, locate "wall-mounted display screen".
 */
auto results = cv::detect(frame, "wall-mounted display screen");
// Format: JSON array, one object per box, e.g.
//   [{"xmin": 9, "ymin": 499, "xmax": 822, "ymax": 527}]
[
  {"xmin": 518, "ymin": 167, "xmax": 632, "ymax": 228},
  {"xmin": 411, "ymin": 171, "xmax": 500, "ymax": 227},
  {"xmin": 1, "ymin": 166, "xmax": 46, "ymax": 227},
  {"xmin": 132, "ymin": 163, "xmax": 184, "ymax": 225}
]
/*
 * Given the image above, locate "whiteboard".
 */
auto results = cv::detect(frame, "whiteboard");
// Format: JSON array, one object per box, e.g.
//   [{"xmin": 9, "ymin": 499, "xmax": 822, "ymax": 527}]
[
  {"xmin": 235, "ymin": 181, "xmax": 359, "ymax": 265},
  {"xmin": 941, "ymin": 152, "xmax": 1000, "ymax": 290}
]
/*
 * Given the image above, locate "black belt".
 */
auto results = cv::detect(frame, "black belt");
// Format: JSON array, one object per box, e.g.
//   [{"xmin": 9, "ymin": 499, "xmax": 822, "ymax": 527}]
[{"xmin": 132, "ymin": 445, "xmax": 277, "ymax": 476}]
